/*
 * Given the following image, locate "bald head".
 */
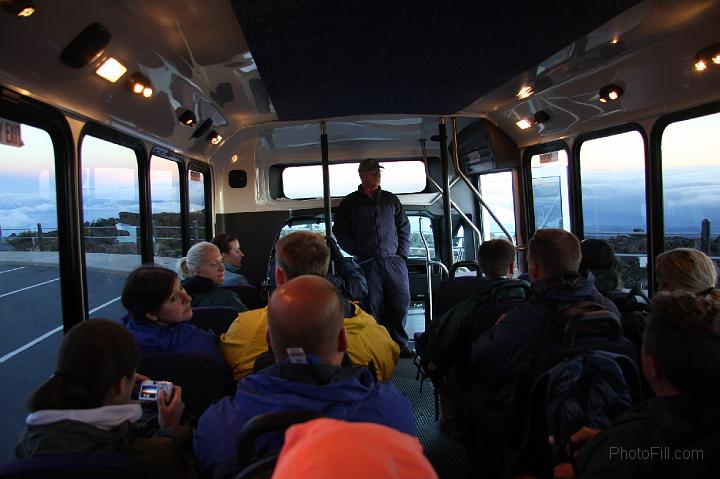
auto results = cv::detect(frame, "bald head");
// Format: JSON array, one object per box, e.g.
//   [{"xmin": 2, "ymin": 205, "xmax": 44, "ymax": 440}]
[{"xmin": 267, "ymin": 275, "xmax": 346, "ymax": 364}]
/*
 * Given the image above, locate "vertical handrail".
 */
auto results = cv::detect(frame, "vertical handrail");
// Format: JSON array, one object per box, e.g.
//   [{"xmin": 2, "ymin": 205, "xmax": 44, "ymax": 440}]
[
  {"xmin": 450, "ymin": 117, "xmax": 514, "ymax": 244},
  {"xmin": 320, "ymin": 121, "xmax": 335, "ymax": 275},
  {"xmin": 438, "ymin": 118, "xmax": 453, "ymax": 268},
  {"xmin": 419, "ymin": 217, "xmax": 434, "ymax": 329}
]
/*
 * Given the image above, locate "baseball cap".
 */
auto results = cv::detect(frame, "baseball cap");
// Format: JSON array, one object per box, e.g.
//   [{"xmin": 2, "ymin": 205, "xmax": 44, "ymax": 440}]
[{"xmin": 358, "ymin": 158, "xmax": 384, "ymax": 172}]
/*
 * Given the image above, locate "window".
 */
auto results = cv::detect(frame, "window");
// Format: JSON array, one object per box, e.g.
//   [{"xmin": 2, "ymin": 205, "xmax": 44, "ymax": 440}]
[
  {"xmin": 150, "ymin": 155, "xmax": 182, "ymax": 258},
  {"xmin": 80, "ymin": 135, "xmax": 143, "ymax": 319},
  {"xmin": 189, "ymin": 169, "xmax": 207, "ymax": 245},
  {"xmin": 661, "ymin": 112, "xmax": 720, "ymax": 259},
  {"xmin": 0, "ymin": 120, "xmax": 63, "ymax": 460},
  {"xmin": 479, "ymin": 171, "xmax": 516, "ymax": 243},
  {"xmin": 530, "ymin": 149, "xmax": 570, "ymax": 231},
  {"xmin": 282, "ymin": 160, "xmax": 426, "ymax": 199},
  {"xmin": 579, "ymin": 131, "xmax": 647, "ymax": 290},
  {"xmin": 408, "ymin": 215, "xmax": 435, "ymax": 259}
]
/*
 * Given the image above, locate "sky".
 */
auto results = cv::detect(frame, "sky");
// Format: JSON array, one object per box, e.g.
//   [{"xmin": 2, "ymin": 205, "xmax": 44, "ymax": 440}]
[{"xmin": 1, "ymin": 113, "xmax": 718, "ymax": 237}]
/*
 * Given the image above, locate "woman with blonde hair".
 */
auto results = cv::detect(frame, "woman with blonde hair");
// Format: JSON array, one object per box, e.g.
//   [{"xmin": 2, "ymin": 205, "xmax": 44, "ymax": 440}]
[
  {"xmin": 177, "ymin": 241, "xmax": 248, "ymax": 310},
  {"xmin": 655, "ymin": 248, "xmax": 718, "ymax": 295}
]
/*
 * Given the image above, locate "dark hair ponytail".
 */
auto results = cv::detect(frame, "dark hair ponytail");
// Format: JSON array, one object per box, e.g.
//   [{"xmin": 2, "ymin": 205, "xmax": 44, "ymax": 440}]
[{"xmin": 28, "ymin": 319, "xmax": 139, "ymax": 411}]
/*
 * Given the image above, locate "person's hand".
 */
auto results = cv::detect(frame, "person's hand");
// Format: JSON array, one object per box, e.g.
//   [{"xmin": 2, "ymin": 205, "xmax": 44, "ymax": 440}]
[
  {"xmin": 157, "ymin": 385, "xmax": 184, "ymax": 430},
  {"xmin": 553, "ymin": 463, "xmax": 576, "ymax": 479},
  {"xmin": 570, "ymin": 426, "xmax": 602, "ymax": 450}
]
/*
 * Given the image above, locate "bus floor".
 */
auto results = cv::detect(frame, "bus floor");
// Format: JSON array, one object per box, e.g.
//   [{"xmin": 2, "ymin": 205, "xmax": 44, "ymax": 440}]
[{"xmin": 398, "ymin": 304, "xmax": 469, "ymax": 478}]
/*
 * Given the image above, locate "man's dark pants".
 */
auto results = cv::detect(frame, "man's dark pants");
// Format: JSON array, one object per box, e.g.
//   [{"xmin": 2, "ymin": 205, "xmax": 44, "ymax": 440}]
[{"xmin": 361, "ymin": 255, "xmax": 410, "ymax": 347}]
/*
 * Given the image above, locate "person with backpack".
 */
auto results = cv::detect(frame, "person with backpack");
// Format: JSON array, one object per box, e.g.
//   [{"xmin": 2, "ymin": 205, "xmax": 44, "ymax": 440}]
[
  {"xmin": 554, "ymin": 291, "xmax": 720, "ymax": 479},
  {"xmin": 416, "ymin": 238, "xmax": 528, "ymax": 437},
  {"xmin": 466, "ymin": 229, "xmax": 621, "ymax": 477}
]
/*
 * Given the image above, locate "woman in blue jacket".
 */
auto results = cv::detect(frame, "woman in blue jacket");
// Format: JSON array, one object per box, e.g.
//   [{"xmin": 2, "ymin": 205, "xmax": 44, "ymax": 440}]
[{"xmin": 121, "ymin": 265, "xmax": 229, "ymax": 375}]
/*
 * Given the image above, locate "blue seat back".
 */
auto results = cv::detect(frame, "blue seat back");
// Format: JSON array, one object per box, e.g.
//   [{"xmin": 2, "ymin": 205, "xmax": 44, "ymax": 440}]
[
  {"xmin": 191, "ymin": 306, "xmax": 240, "ymax": 334},
  {"xmin": 222, "ymin": 284, "xmax": 266, "ymax": 310}
]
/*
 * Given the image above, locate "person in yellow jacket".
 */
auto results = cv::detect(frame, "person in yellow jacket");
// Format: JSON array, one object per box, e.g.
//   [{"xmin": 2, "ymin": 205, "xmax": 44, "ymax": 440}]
[{"xmin": 220, "ymin": 231, "xmax": 399, "ymax": 382}]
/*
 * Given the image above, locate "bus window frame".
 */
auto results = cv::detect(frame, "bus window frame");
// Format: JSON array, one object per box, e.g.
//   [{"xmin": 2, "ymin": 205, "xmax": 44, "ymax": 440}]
[
  {"xmin": 521, "ymin": 140, "xmax": 571, "ymax": 237},
  {"xmin": 0, "ymin": 89, "xmax": 82, "ymax": 332},
  {"xmin": 79, "ymin": 123, "xmax": 150, "ymax": 263},
  {"xmin": 649, "ymin": 101, "xmax": 720, "ymax": 292},
  {"xmin": 572, "ymin": 123, "xmax": 650, "ymax": 291},
  {"xmin": 477, "ymin": 167, "xmax": 519, "ymax": 244},
  {"xmin": 187, "ymin": 159, "xmax": 213, "ymax": 246}
]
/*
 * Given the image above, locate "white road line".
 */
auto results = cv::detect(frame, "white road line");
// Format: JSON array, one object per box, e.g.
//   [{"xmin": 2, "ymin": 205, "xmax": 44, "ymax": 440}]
[
  {"xmin": 0, "ymin": 267, "xmax": 25, "ymax": 274},
  {"xmin": 89, "ymin": 296, "xmax": 121, "ymax": 315},
  {"xmin": 0, "ymin": 296, "xmax": 122, "ymax": 364},
  {"xmin": 0, "ymin": 277, "xmax": 60, "ymax": 298}
]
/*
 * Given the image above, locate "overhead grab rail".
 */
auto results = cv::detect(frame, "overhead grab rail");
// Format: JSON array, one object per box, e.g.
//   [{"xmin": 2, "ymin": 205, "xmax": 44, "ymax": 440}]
[
  {"xmin": 419, "ymin": 139, "xmax": 481, "ymax": 240},
  {"xmin": 450, "ymin": 117, "xmax": 514, "ymax": 244}
]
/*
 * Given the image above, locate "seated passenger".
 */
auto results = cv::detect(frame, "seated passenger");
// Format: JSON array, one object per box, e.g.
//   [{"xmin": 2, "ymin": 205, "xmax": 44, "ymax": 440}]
[
  {"xmin": 272, "ymin": 418, "xmax": 438, "ymax": 479},
  {"xmin": 211, "ymin": 233, "xmax": 250, "ymax": 287},
  {"xmin": 177, "ymin": 241, "xmax": 248, "ymax": 310},
  {"xmin": 121, "ymin": 265, "xmax": 230, "ymax": 375},
  {"xmin": 471, "ymin": 229, "xmax": 620, "ymax": 382},
  {"xmin": 579, "ymin": 238, "xmax": 622, "ymax": 293},
  {"xmin": 220, "ymin": 231, "xmax": 398, "ymax": 381},
  {"xmin": 14, "ymin": 319, "xmax": 193, "ymax": 477},
  {"xmin": 655, "ymin": 247, "xmax": 719, "ymax": 296},
  {"xmin": 194, "ymin": 276, "xmax": 416, "ymax": 478},
  {"xmin": 562, "ymin": 292, "xmax": 720, "ymax": 479}
]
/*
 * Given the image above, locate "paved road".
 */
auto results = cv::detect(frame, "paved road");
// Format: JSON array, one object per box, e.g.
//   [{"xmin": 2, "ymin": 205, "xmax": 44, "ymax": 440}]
[{"xmin": 0, "ymin": 263, "xmax": 128, "ymax": 461}]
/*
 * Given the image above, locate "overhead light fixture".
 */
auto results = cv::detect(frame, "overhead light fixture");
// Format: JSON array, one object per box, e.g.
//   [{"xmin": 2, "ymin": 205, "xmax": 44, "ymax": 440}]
[
  {"xmin": 516, "ymin": 119, "xmax": 532, "ymax": 130},
  {"xmin": 230, "ymin": 154, "xmax": 238, "ymax": 163},
  {"xmin": 61, "ymin": 23, "xmax": 111, "ymax": 68},
  {"xmin": 128, "ymin": 72, "xmax": 152, "ymax": 98},
  {"xmin": 598, "ymin": 84, "xmax": 624, "ymax": 103},
  {"xmin": 192, "ymin": 118, "xmax": 213, "ymax": 139},
  {"xmin": 95, "ymin": 57, "xmax": 126, "ymax": 83},
  {"xmin": 533, "ymin": 110, "xmax": 550, "ymax": 124},
  {"xmin": 1, "ymin": 1, "xmax": 35, "ymax": 17},
  {"xmin": 178, "ymin": 109, "xmax": 197, "ymax": 126},
  {"xmin": 610, "ymin": 38, "xmax": 620, "ymax": 45},
  {"xmin": 694, "ymin": 43, "xmax": 720, "ymax": 71},
  {"xmin": 516, "ymin": 85, "xmax": 533, "ymax": 99},
  {"xmin": 208, "ymin": 131, "xmax": 223, "ymax": 145}
]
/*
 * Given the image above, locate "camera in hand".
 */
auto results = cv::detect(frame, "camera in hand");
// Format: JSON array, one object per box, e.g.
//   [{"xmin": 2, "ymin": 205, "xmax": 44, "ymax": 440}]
[{"xmin": 138, "ymin": 380, "xmax": 173, "ymax": 402}]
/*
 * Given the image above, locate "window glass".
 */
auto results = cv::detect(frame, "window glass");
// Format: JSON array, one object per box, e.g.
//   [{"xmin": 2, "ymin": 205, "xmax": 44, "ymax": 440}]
[
  {"xmin": 80, "ymin": 135, "xmax": 142, "ymax": 320},
  {"xmin": 530, "ymin": 149, "xmax": 570, "ymax": 231},
  {"xmin": 408, "ymin": 215, "xmax": 435, "ymax": 259},
  {"xmin": 0, "ymin": 120, "xmax": 62, "ymax": 460},
  {"xmin": 661, "ymin": 112, "xmax": 720, "ymax": 260},
  {"xmin": 189, "ymin": 169, "xmax": 207, "ymax": 245},
  {"xmin": 282, "ymin": 160, "xmax": 426, "ymax": 199},
  {"xmin": 580, "ymin": 131, "xmax": 647, "ymax": 290},
  {"xmin": 479, "ymin": 171, "xmax": 516, "ymax": 243},
  {"xmin": 150, "ymin": 155, "xmax": 182, "ymax": 259}
]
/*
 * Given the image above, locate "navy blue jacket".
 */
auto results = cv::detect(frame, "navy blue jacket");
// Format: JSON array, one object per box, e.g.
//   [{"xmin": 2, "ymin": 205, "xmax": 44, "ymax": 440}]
[
  {"xmin": 471, "ymin": 274, "xmax": 620, "ymax": 382},
  {"xmin": 193, "ymin": 357, "xmax": 416, "ymax": 478},
  {"xmin": 333, "ymin": 186, "xmax": 411, "ymax": 261},
  {"xmin": 121, "ymin": 313, "xmax": 230, "ymax": 377}
]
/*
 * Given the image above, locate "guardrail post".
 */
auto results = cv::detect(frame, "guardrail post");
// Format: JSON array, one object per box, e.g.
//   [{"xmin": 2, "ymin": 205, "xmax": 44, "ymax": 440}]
[
  {"xmin": 37, "ymin": 223, "xmax": 44, "ymax": 251},
  {"xmin": 700, "ymin": 219, "xmax": 710, "ymax": 254}
]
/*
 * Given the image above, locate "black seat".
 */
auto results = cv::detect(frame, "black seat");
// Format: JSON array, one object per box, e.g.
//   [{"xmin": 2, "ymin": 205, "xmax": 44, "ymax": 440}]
[
  {"xmin": 222, "ymin": 284, "xmax": 266, "ymax": 310},
  {"xmin": 137, "ymin": 352, "xmax": 235, "ymax": 417},
  {"xmin": 0, "ymin": 452, "xmax": 146, "ymax": 479},
  {"xmin": 435, "ymin": 260, "xmax": 483, "ymax": 317},
  {"xmin": 221, "ymin": 411, "xmax": 322, "ymax": 479},
  {"xmin": 191, "ymin": 306, "xmax": 240, "ymax": 334}
]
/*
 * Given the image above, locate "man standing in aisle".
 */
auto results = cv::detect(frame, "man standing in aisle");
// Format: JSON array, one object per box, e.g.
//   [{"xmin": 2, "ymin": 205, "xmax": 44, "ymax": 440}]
[{"xmin": 333, "ymin": 158, "xmax": 413, "ymax": 358}]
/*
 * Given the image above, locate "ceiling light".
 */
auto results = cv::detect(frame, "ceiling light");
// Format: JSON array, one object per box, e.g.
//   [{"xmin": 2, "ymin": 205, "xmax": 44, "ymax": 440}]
[
  {"xmin": 231, "ymin": 154, "xmax": 238, "ymax": 163},
  {"xmin": 516, "ymin": 119, "xmax": 532, "ymax": 130},
  {"xmin": 61, "ymin": 23, "xmax": 111, "ymax": 68},
  {"xmin": 95, "ymin": 57, "xmax": 126, "ymax": 83},
  {"xmin": 128, "ymin": 73, "xmax": 152, "ymax": 98},
  {"xmin": 599, "ymin": 84, "xmax": 624, "ymax": 103},
  {"xmin": 694, "ymin": 43, "xmax": 720, "ymax": 72},
  {"xmin": 516, "ymin": 85, "xmax": 533, "ymax": 99},
  {"xmin": 208, "ymin": 131, "xmax": 223, "ymax": 145},
  {"xmin": 1, "ymin": 1, "xmax": 35, "ymax": 17},
  {"xmin": 178, "ymin": 110, "xmax": 197, "ymax": 126},
  {"xmin": 610, "ymin": 38, "xmax": 619, "ymax": 45}
]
